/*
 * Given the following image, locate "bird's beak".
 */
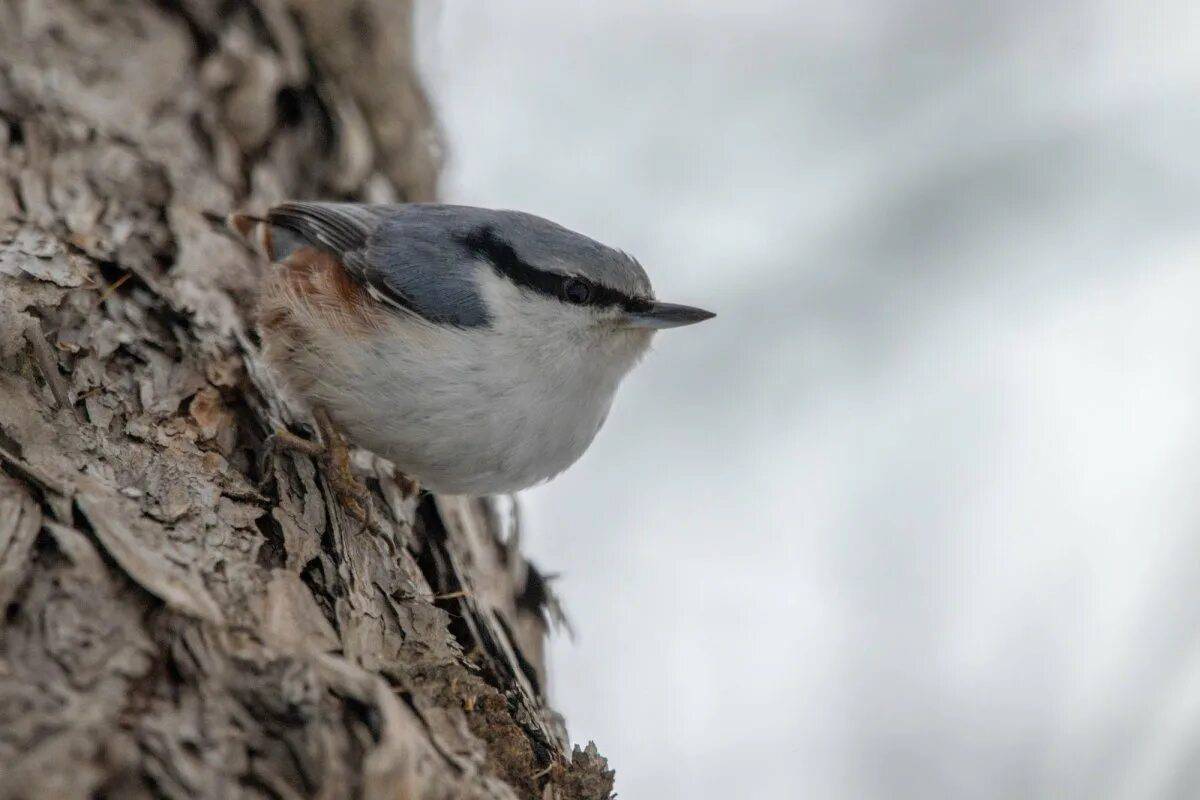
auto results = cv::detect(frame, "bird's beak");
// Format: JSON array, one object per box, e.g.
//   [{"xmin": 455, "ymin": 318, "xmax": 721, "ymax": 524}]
[{"xmin": 622, "ymin": 301, "xmax": 716, "ymax": 330}]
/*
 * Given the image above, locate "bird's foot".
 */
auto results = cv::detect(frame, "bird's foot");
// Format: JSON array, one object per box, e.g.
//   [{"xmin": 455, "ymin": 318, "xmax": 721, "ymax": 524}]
[
  {"xmin": 258, "ymin": 427, "xmax": 321, "ymax": 488},
  {"xmin": 265, "ymin": 427, "xmax": 326, "ymax": 458},
  {"xmin": 312, "ymin": 408, "xmax": 374, "ymax": 529},
  {"xmin": 395, "ymin": 471, "xmax": 421, "ymax": 499},
  {"xmin": 265, "ymin": 409, "xmax": 374, "ymax": 529}
]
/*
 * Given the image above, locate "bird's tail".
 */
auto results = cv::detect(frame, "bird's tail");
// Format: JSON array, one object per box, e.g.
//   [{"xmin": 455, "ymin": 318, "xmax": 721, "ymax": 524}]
[
  {"xmin": 227, "ymin": 212, "xmax": 275, "ymax": 259},
  {"xmin": 228, "ymin": 210, "xmax": 321, "ymax": 263}
]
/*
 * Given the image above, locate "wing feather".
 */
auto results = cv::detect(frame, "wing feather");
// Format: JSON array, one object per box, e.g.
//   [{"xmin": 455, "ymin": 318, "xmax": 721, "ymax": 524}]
[
  {"xmin": 266, "ymin": 202, "xmax": 387, "ymax": 263},
  {"xmin": 256, "ymin": 201, "xmax": 494, "ymax": 328},
  {"xmin": 263, "ymin": 202, "xmax": 429, "ymax": 317}
]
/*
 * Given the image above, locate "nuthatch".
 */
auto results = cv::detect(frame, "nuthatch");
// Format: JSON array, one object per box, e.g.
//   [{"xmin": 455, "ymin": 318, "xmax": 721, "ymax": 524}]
[{"xmin": 232, "ymin": 202, "xmax": 713, "ymax": 508}]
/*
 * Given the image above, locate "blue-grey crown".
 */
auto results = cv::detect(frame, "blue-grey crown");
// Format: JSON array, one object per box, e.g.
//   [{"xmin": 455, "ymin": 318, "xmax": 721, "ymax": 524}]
[{"xmin": 267, "ymin": 202, "xmax": 654, "ymax": 329}]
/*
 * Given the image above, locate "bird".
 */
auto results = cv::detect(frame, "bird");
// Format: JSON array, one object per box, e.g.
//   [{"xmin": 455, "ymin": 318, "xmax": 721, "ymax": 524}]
[{"xmin": 231, "ymin": 202, "xmax": 713, "ymax": 514}]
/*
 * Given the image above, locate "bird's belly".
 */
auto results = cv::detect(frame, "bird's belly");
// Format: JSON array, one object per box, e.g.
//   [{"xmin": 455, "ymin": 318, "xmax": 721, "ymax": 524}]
[
  {"xmin": 294, "ymin": 330, "xmax": 614, "ymax": 495},
  {"xmin": 356, "ymin": 403, "xmax": 600, "ymax": 495}
]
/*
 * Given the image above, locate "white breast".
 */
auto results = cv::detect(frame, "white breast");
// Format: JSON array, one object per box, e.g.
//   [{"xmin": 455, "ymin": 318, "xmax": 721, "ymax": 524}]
[{"xmin": 277, "ymin": 272, "xmax": 652, "ymax": 495}]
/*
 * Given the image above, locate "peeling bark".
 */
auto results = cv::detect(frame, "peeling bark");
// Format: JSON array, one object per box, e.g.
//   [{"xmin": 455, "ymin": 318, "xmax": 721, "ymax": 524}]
[{"xmin": 0, "ymin": 2, "xmax": 613, "ymax": 798}]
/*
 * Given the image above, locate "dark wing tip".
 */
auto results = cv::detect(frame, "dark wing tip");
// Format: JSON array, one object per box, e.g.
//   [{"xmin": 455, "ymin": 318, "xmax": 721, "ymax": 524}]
[{"xmin": 267, "ymin": 202, "xmax": 381, "ymax": 259}]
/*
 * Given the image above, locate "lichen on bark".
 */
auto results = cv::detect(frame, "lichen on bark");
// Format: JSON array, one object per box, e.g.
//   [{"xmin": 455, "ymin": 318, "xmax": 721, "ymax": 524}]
[{"xmin": 0, "ymin": 1, "xmax": 612, "ymax": 798}]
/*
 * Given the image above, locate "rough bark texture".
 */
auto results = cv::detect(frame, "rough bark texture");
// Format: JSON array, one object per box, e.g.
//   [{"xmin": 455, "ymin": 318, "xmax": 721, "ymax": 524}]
[{"xmin": 0, "ymin": 2, "xmax": 613, "ymax": 798}]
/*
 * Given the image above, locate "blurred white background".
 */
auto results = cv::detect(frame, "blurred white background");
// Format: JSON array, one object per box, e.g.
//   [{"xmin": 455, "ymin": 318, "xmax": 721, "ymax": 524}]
[{"xmin": 418, "ymin": 2, "xmax": 1200, "ymax": 797}]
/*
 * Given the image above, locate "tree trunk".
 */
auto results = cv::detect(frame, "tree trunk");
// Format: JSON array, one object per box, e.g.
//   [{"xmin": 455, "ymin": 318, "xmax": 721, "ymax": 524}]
[{"xmin": 0, "ymin": 2, "xmax": 613, "ymax": 798}]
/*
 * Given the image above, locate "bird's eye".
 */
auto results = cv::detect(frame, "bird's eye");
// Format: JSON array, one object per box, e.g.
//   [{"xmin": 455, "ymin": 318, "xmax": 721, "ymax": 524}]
[{"xmin": 561, "ymin": 277, "xmax": 592, "ymax": 304}]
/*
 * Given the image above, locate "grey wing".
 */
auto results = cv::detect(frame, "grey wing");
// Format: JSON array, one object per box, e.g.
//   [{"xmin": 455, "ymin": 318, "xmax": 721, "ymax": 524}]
[
  {"xmin": 264, "ymin": 202, "xmax": 467, "ymax": 326},
  {"xmin": 266, "ymin": 201, "xmax": 387, "ymax": 269},
  {"xmin": 265, "ymin": 201, "xmax": 492, "ymax": 328}
]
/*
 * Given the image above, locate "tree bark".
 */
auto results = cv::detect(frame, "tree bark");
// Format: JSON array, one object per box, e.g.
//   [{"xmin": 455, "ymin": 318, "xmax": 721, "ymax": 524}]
[{"xmin": 0, "ymin": 2, "xmax": 613, "ymax": 798}]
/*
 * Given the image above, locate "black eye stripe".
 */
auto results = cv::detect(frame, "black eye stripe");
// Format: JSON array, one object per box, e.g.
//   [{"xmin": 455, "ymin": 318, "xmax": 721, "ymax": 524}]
[
  {"xmin": 561, "ymin": 277, "xmax": 591, "ymax": 304},
  {"xmin": 457, "ymin": 226, "xmax": 651, "ymax": 313}
]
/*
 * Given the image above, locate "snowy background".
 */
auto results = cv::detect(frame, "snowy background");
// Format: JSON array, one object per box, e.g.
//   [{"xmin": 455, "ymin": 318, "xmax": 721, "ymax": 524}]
[{"xmin": 417, "ymin": 3, "xmax": 1200, "ymax": 797}]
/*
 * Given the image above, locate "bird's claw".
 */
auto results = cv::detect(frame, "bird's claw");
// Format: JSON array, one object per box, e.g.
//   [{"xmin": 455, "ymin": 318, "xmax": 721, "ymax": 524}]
[
  {"xmin": 326, "ymin": 450, "xmax": 373, "ymax": 529},
  {"xmin": 265, "ymin": 409, "xmax": 377, "ymax": 531},
  {"xmin": 395, "ymin": 471, "xmax": 421, "ymax": 499}
]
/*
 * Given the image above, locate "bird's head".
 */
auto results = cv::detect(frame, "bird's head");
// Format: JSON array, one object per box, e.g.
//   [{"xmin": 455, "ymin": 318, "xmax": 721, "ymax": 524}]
[{"xmin": 454, "ymin": 212, "xmax": 714, "ymax": 364}]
